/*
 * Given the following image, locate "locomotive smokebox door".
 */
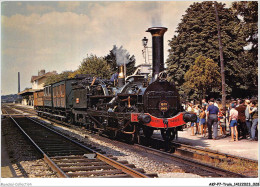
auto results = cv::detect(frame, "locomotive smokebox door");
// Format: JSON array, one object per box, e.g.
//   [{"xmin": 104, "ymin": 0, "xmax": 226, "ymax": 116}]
[{"xmin": 143, "ymin": 80, "xmax": 181, "ymax": 118}]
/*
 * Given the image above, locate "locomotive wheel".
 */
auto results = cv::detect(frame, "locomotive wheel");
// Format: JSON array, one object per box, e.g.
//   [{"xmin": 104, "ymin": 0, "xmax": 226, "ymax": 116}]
[
  {"xmin": 143, "ymin": 127, "xmax": 154, "ymax": 138},
  {"xmin": 109, "ymin": 130, "xmax": 117, "ymax": 140},
  {"xmin": 160, "ymin": 129, "xmax": 175, "ymax": 141}
]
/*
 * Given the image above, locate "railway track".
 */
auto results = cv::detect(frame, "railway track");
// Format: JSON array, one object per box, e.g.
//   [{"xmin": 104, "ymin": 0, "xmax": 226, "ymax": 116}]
[
  {"xmin": 1, "ymin": 104, "xmax": 36, "ymax": 117},
  {"xmin": 138, "ymin": 136, "xmax": 258, "ymax": 177},
  {"xmin": 135, "ymin": 144, "xmax": 246, "ymax": 178},
  {"xmin": 41, "ymin": 116, "xmax": 253, "ymax": 178},
  {"xmin": 4, "ymin": 104, "xmax": 258, "ymax": 178},
  {"xmin": 12, "ymin": 105, "xmax": 37, "ymax": 115},
  {"xmin": 1, "ymin": 105, "xmax": 22, "ymax": 115},
  {"xmin": 9, "ymin": 116, "xmax": 156, "ymax": 178}
]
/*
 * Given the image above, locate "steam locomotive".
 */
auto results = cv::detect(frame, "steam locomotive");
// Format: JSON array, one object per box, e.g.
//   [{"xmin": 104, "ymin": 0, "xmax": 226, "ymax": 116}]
[{"xmin": 34, "ymin": 27, "xmax": 197, "ymax": 143}]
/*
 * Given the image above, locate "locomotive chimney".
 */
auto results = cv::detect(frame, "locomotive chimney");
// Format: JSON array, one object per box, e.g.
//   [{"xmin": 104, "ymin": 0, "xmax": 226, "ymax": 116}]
[
  {"xmin": 146, "ymin": 27, "xmax": 167, "ymax": 81},
  {"xmin": 118, "ymin": 65, "xmax": 125, "ymax": 87},
  {"xmin": 18, "ymin": 72, "xmax": 21, "ymax": 93}
]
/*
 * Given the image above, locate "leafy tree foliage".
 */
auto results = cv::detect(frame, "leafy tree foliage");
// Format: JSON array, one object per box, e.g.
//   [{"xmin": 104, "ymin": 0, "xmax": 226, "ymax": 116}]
[
  {"xmin": 183, "ymin": 56, "xmax": 221, "ymax": 99},
  {"xmin": 166, "ymin": 2, "xmax": 246, "ymax": 98},
  {"xmin": 232, "ymin": 1, "xmax": 258, "ymax": 54},
  {"xmin": 45, "ymin": 71, "xmax": 73, "ymax": 86},
  {"xmin": 78, "ymin": 54, "xmax": 112, "ymax": 79},
  {"xmin": 104, "ymin": 45, "xmax": 136, "ymax": 76},
  {"xmin": 68, "ymin": 69, "xmax": 80, "ymax": 79},
  {"xmin": 231, "ymin": 1, "xmax": 258, "ymax": 96}
]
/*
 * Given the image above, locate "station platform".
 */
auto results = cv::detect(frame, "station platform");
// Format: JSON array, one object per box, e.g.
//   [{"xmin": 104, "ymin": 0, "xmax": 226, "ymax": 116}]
[
  {"xmin": 15, "ymin": 104, "xmax": 34, "ymax": 109},
  {"xmin": 175, "ymin": 127, "xmax": 258, "ymax": 161}
]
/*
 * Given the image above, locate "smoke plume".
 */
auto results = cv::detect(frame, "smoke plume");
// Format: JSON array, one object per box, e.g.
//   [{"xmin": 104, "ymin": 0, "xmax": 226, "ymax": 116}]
[
  {"xmin": 112, "ymin": 45, "xmax": 130, "ymax": 66},
  {"xmin": 151, "ymin": 2, "xmax": 162, "ymax": 26},
  {"xmin": 151, "ymin": 14, "xmax": 162, "ymax": 27}
]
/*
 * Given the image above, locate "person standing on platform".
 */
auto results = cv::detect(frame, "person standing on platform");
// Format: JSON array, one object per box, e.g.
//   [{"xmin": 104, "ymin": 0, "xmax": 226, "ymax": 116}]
[
  {"xmin": 236, "ymin": 100, "xmax": 247, "ymax": 139},
  {"xmin": 202, "ymin": 99, "xmax": 208, "ymax": 108},
  {"xmin": 229, "ymin": 103, "xmax": 239, "ymax": 141},
  {"xmin": 206, "ymin": 99, "xmax": 219, "ymax": 139},
  {"xmin": 245, "ymin": 99, "xmax": 252, "ymax": 138},
  {"xmin": 249, "ymin": 100, "xmax": 258, "ymax": 141},
  {"xmin": 199, "ymin": 106, "xmax": 207, "ymax": 137},
  {"xmin": 194, "ymin": 105, "xmax": 200, "ymax": 135},
  {"xmin": 189, "ymin": 104, "xmax": 195, "ymax": 136},
  {"xmin": 218, "ymin": 108, "xmax": 226, "ymax": 137}
]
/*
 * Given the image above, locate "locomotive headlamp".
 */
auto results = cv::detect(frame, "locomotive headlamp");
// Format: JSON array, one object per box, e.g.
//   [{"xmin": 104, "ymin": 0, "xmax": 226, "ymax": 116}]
[
  {"xmin": 142, "ymin": 37, "xmax": 148, "ymax": 47},
  {"xmin": 158, "ymin": 72, "xmax": 168, "ymax": 81},
  {"xmin": 183, "ymin": 113, "xmax": 197, "ymax": 122},
  {"xmin": 138, "ymin": 114, "xmax": 151, "ymax": 124}
]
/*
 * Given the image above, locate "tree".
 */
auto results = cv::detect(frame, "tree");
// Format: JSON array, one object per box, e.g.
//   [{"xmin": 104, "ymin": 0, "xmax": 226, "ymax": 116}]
[
  {"xmin": 78, "ymin": 54, "xmax": 112, "ymax": 79},
  {"xmin": 232, "ymin": 1, "xmax": 258, "ymax": 55},
  {"xmin": 45, "ymin": 71, "xmax": 73, "ymax": 86},
  {"xmin": 104, "ymin": 45, "xmax": 136, "ymax": 76},
  {"xmin": 231, "ymin": 1, "xmax": 258, "ymax": 97},
  {"xmin": 166, "ymin": 2, "xmax": 246, "ymax": 98},
  {"xmin": 183, "ymin": 55, "xmax": 221, "ymax": 99},
  {"xmin": 68, "ymin": 69, "xmax": 81, "ymax": 79}
]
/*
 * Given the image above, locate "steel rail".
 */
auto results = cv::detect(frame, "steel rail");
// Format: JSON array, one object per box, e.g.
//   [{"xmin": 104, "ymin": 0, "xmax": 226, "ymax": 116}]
[
  {"xmin": 1, "ymin": 108, "xmax": 8, "ymax": 114},
  {"xmin": 96, "ymin": 153, "xmax": 149, "ymax": 178},
  {"xmin": 28, "ymin": 117, "xmax": 150, "ymax": 178},
  {"xmin": 170, "ymin": 140, "xmax": 258, "ymax": 163},
  {"xmin": 140, "ymin": 136, "xmax": 257, "ymax": 177},
  {"xmin": 10, "ymin": 116, "xmax": 68, "ymax": 178},
  {"xmin": 10, "ymin": 116, "xmax": 150, "ymax": 178},
  {"xmin": 135, "ymin": 144, "xmax": 247, "ymax": 178}
]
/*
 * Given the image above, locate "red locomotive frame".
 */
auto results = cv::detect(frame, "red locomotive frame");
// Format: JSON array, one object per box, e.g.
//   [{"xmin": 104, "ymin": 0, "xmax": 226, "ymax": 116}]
[{"xmin": 131, "ymin": 112, "xmax": 186, "ymax": 128}]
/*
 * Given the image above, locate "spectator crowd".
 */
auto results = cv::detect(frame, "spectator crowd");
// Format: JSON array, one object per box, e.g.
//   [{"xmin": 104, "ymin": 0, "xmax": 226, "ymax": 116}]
[{"xmin": 182, "ymin": 98, "xmax": 258, "ymax": 142}]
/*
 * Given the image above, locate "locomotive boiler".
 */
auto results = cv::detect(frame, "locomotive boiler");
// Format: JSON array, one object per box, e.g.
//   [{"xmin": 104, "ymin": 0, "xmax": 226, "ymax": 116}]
[{"xmin": 34, "ymin": 27, "xmax": 197, "ymax": 143}]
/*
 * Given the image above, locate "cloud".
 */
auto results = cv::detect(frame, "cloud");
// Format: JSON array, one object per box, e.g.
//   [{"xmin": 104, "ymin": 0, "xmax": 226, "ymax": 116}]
[
  {"xmin": 26, "ymin": 5, "xmax": 55, "ymax": 13},
  {"xmin": 2, "ymin": 1, "xmax": 194, "ymax": 95},
  {"xmin": 58, "ymin": 2, "xmax": 80, "ymax": 11}
]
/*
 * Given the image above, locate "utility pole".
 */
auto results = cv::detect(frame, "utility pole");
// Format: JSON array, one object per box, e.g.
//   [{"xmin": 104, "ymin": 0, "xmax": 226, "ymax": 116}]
[{"xmin": 214, "ymin": 1, "xmax": 226, "ymax": 112}]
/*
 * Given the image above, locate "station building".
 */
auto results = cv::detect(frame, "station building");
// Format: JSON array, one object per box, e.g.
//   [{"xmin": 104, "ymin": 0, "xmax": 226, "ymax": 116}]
[{"xmin": 18, "ymin": 70, "xmax": 57, "ymax": 106}]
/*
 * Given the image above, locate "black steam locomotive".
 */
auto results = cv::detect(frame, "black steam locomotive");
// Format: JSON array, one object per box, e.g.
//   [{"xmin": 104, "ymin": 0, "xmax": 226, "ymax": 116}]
[{"xmin": 34, "ymin": 27, "xmax": 196, "ymax": 143}]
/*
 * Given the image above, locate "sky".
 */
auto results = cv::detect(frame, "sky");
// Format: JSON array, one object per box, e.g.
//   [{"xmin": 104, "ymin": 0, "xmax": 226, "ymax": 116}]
[{"xmin": 1, "ymin": 1, "xmax": 232, "ymax": 95}]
